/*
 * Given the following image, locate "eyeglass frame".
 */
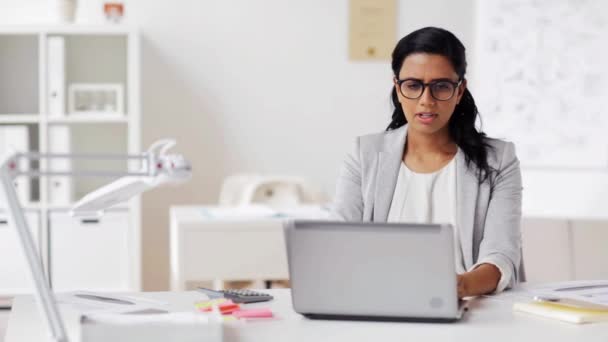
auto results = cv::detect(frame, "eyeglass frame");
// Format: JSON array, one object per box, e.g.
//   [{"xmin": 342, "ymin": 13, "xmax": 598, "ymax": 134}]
[{"xmin": 394, "ymin": 77, "xmax": 463, "ymax": 101}]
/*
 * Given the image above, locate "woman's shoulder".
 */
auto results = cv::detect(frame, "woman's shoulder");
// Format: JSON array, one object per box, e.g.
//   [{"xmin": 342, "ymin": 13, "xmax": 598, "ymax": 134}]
[
  {"xmin": 357, "ymin": 125, "xmax": 407, "ymax": 153},
  {"xmin": 483, "ymin": 136, "xmax": 518, "ymax": 168}
]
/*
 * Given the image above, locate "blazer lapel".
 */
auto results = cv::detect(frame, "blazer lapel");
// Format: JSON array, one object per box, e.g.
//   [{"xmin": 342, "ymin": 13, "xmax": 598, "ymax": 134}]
[
  {"xmin": 456, "ymin": 149, "xmax": 478, "ymax": 268},
  {"xmin": 373, "ymin": 127, "xmax": 407, "ymax": 222}
]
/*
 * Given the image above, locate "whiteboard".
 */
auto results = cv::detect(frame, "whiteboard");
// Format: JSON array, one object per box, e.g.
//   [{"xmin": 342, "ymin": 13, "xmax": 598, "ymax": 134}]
[{"xmin": 474, "ymin": 0, "xmax": 608, "ymax": 169}]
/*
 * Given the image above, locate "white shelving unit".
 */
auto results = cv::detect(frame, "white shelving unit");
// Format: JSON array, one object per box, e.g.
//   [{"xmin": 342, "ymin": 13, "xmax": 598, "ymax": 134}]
[{"xmin": 0, "ymin": 25, "xmax": 141, "ymax": 293}]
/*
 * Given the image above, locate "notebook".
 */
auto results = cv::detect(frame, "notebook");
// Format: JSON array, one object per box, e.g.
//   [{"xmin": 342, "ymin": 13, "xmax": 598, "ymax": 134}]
[{"xmin": 513, "ymin": 301, "xmax": 608, "ymax": 324}]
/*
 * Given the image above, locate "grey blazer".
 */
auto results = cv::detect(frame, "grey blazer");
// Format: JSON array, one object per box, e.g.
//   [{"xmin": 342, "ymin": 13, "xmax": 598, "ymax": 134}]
[{"xmin": 330, "ymin": 125, "xmax": 523, "ymax": 287}]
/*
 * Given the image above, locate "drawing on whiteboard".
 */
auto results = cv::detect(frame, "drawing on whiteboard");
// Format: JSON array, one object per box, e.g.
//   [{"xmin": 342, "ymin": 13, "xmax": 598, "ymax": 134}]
[{"xmin": 475, "ymin": 0, "xmax": 608, "ymax": 168}]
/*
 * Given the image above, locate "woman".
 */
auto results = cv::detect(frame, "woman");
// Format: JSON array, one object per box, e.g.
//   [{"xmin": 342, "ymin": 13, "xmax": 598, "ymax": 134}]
[{"xmin": 331, "ymin": 27, "xmax": 523, "ymax": 298}]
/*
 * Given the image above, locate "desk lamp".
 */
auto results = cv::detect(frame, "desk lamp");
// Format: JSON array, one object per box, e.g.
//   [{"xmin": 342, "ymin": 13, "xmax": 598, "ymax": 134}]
[{"xmin": 0, "ymin": 139, "xmax": 191, "ymax": 342}]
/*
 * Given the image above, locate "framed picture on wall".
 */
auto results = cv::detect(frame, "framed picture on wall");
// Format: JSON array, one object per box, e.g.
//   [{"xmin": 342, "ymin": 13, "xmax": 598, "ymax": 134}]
[{"xmin": 67, "ymin": 83, "xmax": 124, "ymax": 117}]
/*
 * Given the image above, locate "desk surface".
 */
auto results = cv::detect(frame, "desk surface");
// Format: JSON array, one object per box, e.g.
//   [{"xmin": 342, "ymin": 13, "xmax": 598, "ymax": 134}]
[{"xmin": 4, "ymin": 288, "xmax": 608, "ymax": 342}]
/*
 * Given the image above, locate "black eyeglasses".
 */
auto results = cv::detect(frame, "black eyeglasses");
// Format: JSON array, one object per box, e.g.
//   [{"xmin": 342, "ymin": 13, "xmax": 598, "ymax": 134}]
[{"xmin": 395, "ymin": 78, "xmax": 462, "ymax": 101}]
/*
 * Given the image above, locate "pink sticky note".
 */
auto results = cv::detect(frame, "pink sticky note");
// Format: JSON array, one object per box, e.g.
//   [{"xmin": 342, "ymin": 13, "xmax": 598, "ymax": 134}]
[{"xmin": 233, "ymin": 308, "xmax": 273, "ymax": 319}]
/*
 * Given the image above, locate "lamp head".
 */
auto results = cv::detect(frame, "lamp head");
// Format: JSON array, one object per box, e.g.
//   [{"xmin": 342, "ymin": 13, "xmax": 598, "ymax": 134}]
[{"xmin": 69, "ymin": 139, "xmax": 191, "ymax": 217}]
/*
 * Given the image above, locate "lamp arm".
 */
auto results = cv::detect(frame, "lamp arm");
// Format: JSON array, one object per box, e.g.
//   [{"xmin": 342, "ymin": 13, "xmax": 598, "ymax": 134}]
[
  {"xmin": 146, "ymin": 139, "xmax": 176, "ymax": 156},
  {"xmin": 12, "ymin": 152, "xmax": 153, "ymax": 178},
  {"xmin": 0, "ymin": 155, "xmax": 68, "ymax": 342}
]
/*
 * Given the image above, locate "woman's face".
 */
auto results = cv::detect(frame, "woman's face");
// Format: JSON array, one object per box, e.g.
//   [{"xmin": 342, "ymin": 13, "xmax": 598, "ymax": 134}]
[{"xmin": 395, "ymin": 53, "xmax": 466, "ymax": 136}]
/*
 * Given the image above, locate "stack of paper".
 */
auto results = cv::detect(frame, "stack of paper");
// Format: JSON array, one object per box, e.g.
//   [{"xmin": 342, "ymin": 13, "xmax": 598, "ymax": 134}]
[
  {"xmin": 513, "ymin": 301, "xmax": 608, "ymax": 324},
  {"xmin": 514, "ymin": 280, "xmax": 608, "ymax": 324}
]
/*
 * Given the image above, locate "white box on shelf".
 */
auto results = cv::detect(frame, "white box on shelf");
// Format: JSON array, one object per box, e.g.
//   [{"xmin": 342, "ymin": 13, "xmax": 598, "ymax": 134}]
[
  {"xmin": 50, "ymin": 209, "xmax": 130, "ymax": 291},
  {"xmin": 0, "ymin": 125, "xmax": 30, "ymax": 205},
  {"xmin": 48, "ymin": 125, "xmax": 73, "ymax": 205},
  {"xmin": 68, "ymin": 83, "xmax": 124, "ymax": 118},
  {"xmin": 0, "ymin": 210, "xmax": 40, "ymax": 294},
  {"xmin": 47, "ymin": 36, "xmax": 66, "ymax": 117}
]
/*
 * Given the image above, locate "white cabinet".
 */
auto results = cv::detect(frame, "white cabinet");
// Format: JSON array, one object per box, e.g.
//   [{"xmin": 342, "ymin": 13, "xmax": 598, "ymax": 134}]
[
  {"xmin": 0, "ymin": 211, "xmax": 40, "ymax": 294},
  {"xmin": 521, "ymin": 218, "xmax": 573, "ymax": 282},
  {"xmin": 571, "ymin": 221, "xmax": 608, "ymax": 280},
  {"xmin": 0, "ymin": 25, "xmax": 141, "ymax": 293},
  {"xmin": 50, "ymin": 210, "xmax": 130, "ymax": 291},
  {"xmin": 522, "ymin": 218, "xmax": 608, "ymax": 282}
]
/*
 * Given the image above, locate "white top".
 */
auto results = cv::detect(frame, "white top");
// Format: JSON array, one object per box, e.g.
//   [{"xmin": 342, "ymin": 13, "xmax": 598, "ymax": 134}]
[{"xmin": 387, "ymin": 157, "xmax": 511, "ymax": 292}]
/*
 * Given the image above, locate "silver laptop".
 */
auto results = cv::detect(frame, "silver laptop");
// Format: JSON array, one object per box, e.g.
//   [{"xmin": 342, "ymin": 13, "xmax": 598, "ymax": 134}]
[{"xmin": 284, "ymin": 220, "xmax": 467, "ymax": 322}]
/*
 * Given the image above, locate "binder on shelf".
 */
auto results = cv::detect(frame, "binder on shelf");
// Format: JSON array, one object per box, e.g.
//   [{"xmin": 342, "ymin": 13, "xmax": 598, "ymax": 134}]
[
  {"xmin": 0, "ymin": 211, "xmax": 40, "ymax": 293},
  {"xmin": 0, "ymin": 125, "xmax": 30, "ymax": 205},
  {"xmin": 48, "ymin": 125, "xmax": 73, "ymax": 205},
  {"xmin": 47, "ymin": 36, "xmax": 66, "ymax": 117}
]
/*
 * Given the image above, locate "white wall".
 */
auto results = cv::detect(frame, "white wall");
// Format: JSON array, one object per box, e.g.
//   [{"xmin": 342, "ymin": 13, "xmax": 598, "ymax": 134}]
[
  {"xmin": 128, "ymin": 0, "xmax": 475, "ymax": 290},
  {"xmin": 0, "ymin": 0, "xmax": 475, "ymax": 290},
  {"xmin": 4, "ymin": 0, "xmax": 608, "ymax": 290}
]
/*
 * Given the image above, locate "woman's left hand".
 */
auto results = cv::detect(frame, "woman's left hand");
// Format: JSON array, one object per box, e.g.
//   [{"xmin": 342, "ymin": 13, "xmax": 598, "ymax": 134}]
[{"xmin": 457, "ymin": 263, "xmax": 501, "ymax": 298}]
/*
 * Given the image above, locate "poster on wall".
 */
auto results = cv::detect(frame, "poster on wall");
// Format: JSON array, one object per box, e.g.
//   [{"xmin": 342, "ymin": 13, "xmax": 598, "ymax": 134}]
[
  {"xmin": 349, "ymin": 0, "xmax": 396, "ymax": 61},
  {"xmin": 475, "ymin": 0, "xmax": 608, "ymax": 168}
]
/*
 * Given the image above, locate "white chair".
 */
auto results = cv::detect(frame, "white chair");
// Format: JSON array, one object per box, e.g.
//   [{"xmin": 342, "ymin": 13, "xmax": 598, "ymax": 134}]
[
  {"xmin": 218, "ymin": 174, "xmax": 326, "ymax": 289},
  {"xmin": 219, "ymin": 174, "xmax": 326, "ymax": 208}
]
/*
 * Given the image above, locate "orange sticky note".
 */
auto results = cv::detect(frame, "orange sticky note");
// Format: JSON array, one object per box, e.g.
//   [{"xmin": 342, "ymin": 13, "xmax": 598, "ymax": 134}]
[{"xmin": 196, "ymin": 299, "xmax": 240, "ymax": 314}]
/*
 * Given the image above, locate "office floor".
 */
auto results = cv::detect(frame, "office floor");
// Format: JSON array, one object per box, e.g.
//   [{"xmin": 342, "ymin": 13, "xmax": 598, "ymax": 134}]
[{"xmin": 0, "ymin": 309, "xmax": 9, "ymax": 342}]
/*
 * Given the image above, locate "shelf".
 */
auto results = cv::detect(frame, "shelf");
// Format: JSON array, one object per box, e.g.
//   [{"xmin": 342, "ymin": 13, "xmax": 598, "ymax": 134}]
[
  {"xmin": 0, "ymin": 205, "xmax": 41, "ymax": 212},
  {"xmin": 48, "ymin": 115, "xmax": 129, "ymax": 124},
  {"xmin": 0, "ymin": 114, "xmax": 40, "ymax": 124},
  {"xmin": 47, "ymin": 205, "xmax": 130, "ymax": 212},
  {"xmin": 2, "ymin": 204, "xmax": 61, "ymax": 211},
  {"xmin": 0, "ymin": 115, "xmax": 129, "ymax": 124},
  {"xmin": 0, "ymin": 27, "xmax": 141, "ymax": 292},
  {"xmin": 0, "ymin": 204, "xmax": 130, "ymax": 212},
  {"xmin": 0, "ymin": 25, "xmax": 136, "ymax": 35}
]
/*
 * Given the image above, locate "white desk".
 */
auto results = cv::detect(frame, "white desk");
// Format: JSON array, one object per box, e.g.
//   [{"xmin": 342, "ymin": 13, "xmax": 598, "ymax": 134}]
[
  {"xmin": 169, "ymin": 205, "xmax": 328, "ymax": 291},
  {"xmin": 3, "ymin": 287, "xmax": 608, "ymax": 342}
]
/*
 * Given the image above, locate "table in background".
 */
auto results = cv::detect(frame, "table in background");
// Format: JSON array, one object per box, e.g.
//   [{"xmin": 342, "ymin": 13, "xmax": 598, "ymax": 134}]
[{"xmin": 169, "ymin": 205, "xmax": 328, "ymax": 291}]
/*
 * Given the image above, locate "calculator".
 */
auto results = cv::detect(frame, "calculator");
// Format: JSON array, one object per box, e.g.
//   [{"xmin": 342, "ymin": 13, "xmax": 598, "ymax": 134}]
[{"xmin": 197, "ymin": 287, "xmax": 274, "ymax": 304}]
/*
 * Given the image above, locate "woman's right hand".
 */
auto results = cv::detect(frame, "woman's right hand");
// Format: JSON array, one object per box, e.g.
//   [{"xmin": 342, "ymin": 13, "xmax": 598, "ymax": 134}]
[{"xmin": 457, "ymin": 274, "xmax": 468, "ymax": 299}]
